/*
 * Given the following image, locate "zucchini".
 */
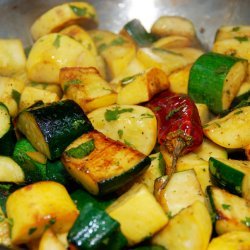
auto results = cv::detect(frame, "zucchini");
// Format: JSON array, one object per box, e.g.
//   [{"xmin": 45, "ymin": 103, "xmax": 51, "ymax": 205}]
[
  {"xmin": 0, "ymin": 102, "xmax": 16, "ymax": 156},
  {"xmin": 188, "ymin": 52, "xmax": 247, "ymax": 114},
  {"xmin": 207, "ymin": 186, "xmax": 250, "ymax": 235},
  {"xmin": 122, "ymin": 19, "xmax": 157, "ymax": 47},
  {"xmin": 209, "ymin": 157, "xmax": 250, "ymax": 200},
  {"xmin": 62, "ymin": 130, "xmax": 151, "ymax": 195},
  {"xmin": 16, "ymin": 100, "xmax": 93, "ymax": 160},
  {"xmin": 231, "ymin": 89, "xmax": 250, "ymax": 107},
  {"xmin": 155, "ymin": 169, "xmax": 205, "ymax": 215},
  {"xmin": 69, "ymin": 189, "xmax": 126, "ymax": 250}
]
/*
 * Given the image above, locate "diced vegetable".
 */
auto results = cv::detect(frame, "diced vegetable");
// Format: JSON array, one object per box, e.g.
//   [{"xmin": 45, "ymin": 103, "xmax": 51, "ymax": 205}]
[
  {"xmin": 88, "ymin": 104, "xmax": 157, "ymax": 155},
  {"xmin": 207, "ymin": 186, "xmax": 250, "ymax": 235},
  {"xmin": 152, "ymin": 201, "xmax": 212, "ymax": 250},
  {"xmin": 209, "ymin": 157, "xmax": 250, "ymax": 200},
  {"xmin": 215, "ymin": 25, "xmax": 250, "ymax": 41},
  {"xmin": 30, "ymin": 2, "xmax": 98, "ymax": 40},
  {"xmin": 6, "ymin": 181, "xmax": 79, "ymax": 244},
  {"xmin": 152, "ymin": 35, "xmax": 192, "ymax": 49},
  {"xmin": 39, "ymin": 229, "xmax": 65, "ymax": 250},
  {"xmin": 188, "ymin": 52, "xmax": 247, "ymax": 114},
  {"xmin": 62, "ymin": 130, "xmax": 151, "ymax": 195},
  {"xmin": 16, "ymin": 100, "xmax": 93, "ymax": 160},
  {"xmin": 106, "ymin": 183, "xmax": 168, "ymax": 246}
]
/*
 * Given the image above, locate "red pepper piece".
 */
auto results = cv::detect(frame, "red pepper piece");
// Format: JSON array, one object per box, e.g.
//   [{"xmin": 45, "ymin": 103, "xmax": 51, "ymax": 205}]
[{"xmin": 147, "ymin": 90, "xmax": 203, "ymax": 175}]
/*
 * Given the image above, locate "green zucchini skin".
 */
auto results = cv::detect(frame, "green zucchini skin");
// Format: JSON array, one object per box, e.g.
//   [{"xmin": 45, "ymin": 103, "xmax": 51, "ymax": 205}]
[
  {"xmin": 68, "ymin": 189, "xmax": 127, "ymax": 250},
  {"xmin": 231, "ymin": 90, "xmax": 250, "ymax": 107},
  {"xmin": 0, "ymin": 103, "xmax": 16, "ymax": 156},
  {"xmin": 98, "ymin": 156, "xmax": 151, "ymax": 196},
  {"xmin": 12, "ymin": 139, "xmax": 47, "ymax": 183},
  {"xmin": 123, "ymin": 19, "xmax": 157, "ymax": 47},
  {"xmin": 17, "ymin": 100, "xmax": 94, "ymax": 160},
  {"xmin": 188, "ymin": 52, "xmax": 246, "ymax": 114},
  {"xmin": 209, "ymin": 157, "xmax": 244, "ymax": 195}
]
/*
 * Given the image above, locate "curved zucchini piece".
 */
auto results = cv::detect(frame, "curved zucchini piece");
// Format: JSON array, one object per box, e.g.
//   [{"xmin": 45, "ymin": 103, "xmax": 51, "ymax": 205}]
[
  {"xmin": 0, "ymin": 156, "xmax": 24, "ymax": 183},
  {"xmin": 188, "ymin": 52, "xmax": 247, "ymax": 114},
  {"xmin": 208, "ymin": 231, "xmax": 250, "ymax": 250},
  {"xmin": 88, "ymin": 104, "xmax": 157, "ymax": 155},
  {"xmin": 30, "ymin": 2, "xmax": 98, "ymax": 40},
  {"xmin": 16, "ymin": 100, "xmax": 93, "ymax": 160},
  {"xmin": 122, "ymin": 19, "xmax": 157, "ymax": 47},
  {"xmin": 207, "ymin": 186, "xmax": 250, "ymax": 235},
  {"xmin": 0, "ymin": 103, "xmax": 16, "ymax": 156},
  {"xmin": 209, "ymin": 157, "xmax": 250, "ymax": 200},
  {"xmin": 203, "ymin": 106, "xmax": 250, "ymax": 148},
  {"xmin": 13, "ymin": 139, "xmax": 47, "ymax": 183},
  {"xmin": 62, "ymin": 130, "xmax": 151, "ymax": 196}
]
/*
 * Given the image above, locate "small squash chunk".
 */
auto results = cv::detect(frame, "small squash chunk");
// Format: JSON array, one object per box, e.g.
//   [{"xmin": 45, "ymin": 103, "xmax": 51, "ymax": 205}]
[
  {"xmin": 207, "ymin": 186, "xmax": 250, "ymax": 235},
  {"xmin": 0, "ymin": 76, "xmax": 25, "ymax": 117},
  {"xmin": 155, "ymin": 169, "xmax": 205, "ymax": 215},
  {"xmin": 60, "ymin": 25, "xmax": 97, "ymax": 56},
  {"xmin": 62, "ymin": 130, "xmax": 151, "ymax": 196},
  {"xmin": 88, "ymin": 104, "xmax": 157, "ymax": 155},
  {"xmin": 152, "ymin": 201, "xmax": 212, "ymax": 250},
  {"xmin": 6, "ymin": 181, "xmax": 79, "ymax": 245},
  {"xmin": 106, "ymin": 183, "xmax": 168, "ymax": 246},
  {"xmin": 60, "ymin": 67, "xmax": 116, "ymax": 113},
  {"xmin": 116, "ymin": 67, "xmax": 169, "ymax": 105},
  {"xmin": 161, "ymin": 147, "xmax": 211, "ymax": 193},
  {"xmin": 0, "ymin": 156, "xmax": 24, "ymax": 183},
  {"xmin": 19, "ymin": 86, "xmax": 59, "ymax": 111},
  {"xmin": 203, "ymin": 106, "xmax": 250, "ymax": 148},
  {"xmin": 168, "ymin": 64, "xmax": 191, "ymax": 94},
  {"xmin": 0, "ymin": 39, "xmax": 26, "ymax": 76},
  {"xmin": 194, "ymin": 138, "xmax": 228, "ymax": 161},
  {"xmin": 207, "ymin": 231, "xmax": 250, "ymax": 250},
  {"xmin": 16, "ymin": 100, "xmax": 93, "ymax": 160},
  {"xmin": 137, "ymin": 48, "xmax": 189, "ymax": 75},
  {"xmin": 151, "ymin": 16, "xmax": 196, "ymax": 41},
  {"xmin": 39, "ymin": 229, "xmax": 65, "ymax": 250},
  {"xmin": 0, "ymin": 207, "xmax": 11, "ymax": 247},
  {"xmin": 152, "ymin": 35, "xmax": 192, "ymax": 49},
  {"xmin": 90, "ymin": 30, "xmax": 136, "ymax": 79},
  {"xmin": 27, "ymin": 33, "xmax": 99, "ymax": 83},
  {"xmin": 215, "ymin": 25, "xmax": 250, "ymax": 42},
  {"xmin": 30, "ymin": 2, "xmax": 98, "ymax": 40}
]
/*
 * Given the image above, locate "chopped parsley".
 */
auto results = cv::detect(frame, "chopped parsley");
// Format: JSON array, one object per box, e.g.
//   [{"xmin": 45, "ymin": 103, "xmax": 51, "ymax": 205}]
[
  {"xmin": 121, "ymin": 74, "xmax": 141, "ymax": 85},
  {"xmin": 158, "ymin": 152, "xmax": 166, "ymax": 174},
  {"xmin": 141, "ymin": 113, "xmax": 154, "ymax": 119},
  {"xmin": 165, "ymin": 105, "xmax": 185, "ymax": 120},
  {"xmin": 232, "ymin": 26, "xmax": 240, "ymax": 32},
  {"xmin": 153, "ymin": 106, "xmax": 161, "ymax": 111},
  {"xmin": 124, "ymin": 139, "xmax": 134, "ymax": 148},
  {"xmin": 28, "ymin": 227, "xmax": 37, "ymax": 235},
  {"xmin": 98, "ymin": 43, "xmax": 109, "ymax": 53},
  {"xmin": 69, "ymin": 5, "xmax": 87, "ymax": 16},
  {"xmin": 64, "ymin": 79, "xmax": 82, "ymax": 91},
  {"xmin": 222, "ymin": 203, "xmax": 231, "ymax": 210},
  {"xmin": 241, "ymin": 217, "xmax": 250, "ymax": 227},
  {"xmin": 104, "ymin": 106, "xmax": 134, "ymax": 121},
  {"xmin": 98, "ymin": 37, "xmax": 127, "ymax": 53},
  {"xmin": 234, "ymin": 36, "xmax": 249, "ymax": 43},
  {"xmin": 53, "ymin": 35, "xmax": 61, "ymax": 48},
  {"xmin": 66, "ymin": 139, "xmax": 95, "ymax": 158},
  {"xmin": 118, "ymin": 129, "xmax": 123, "ymax": 139},
  {"xmin": 234, "ymin": 110, "xmax": 243, "ymax": 115},
  {"xmin": 167, "ymin": 211, "xmax": 173, "ymax": 219},
  {"xmin": 11, "ymin": 89, "xmax": 21, "ymax": 104}
]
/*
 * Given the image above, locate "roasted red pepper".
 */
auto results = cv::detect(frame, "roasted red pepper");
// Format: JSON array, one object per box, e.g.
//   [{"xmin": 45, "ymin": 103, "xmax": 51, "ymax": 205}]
[{"xmin": 147, "ymin": 90, "xmax": 203, "ymax": 175}]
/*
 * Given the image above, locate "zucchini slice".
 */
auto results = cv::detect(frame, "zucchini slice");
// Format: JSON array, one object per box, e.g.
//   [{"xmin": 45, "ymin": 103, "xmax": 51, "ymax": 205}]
[
  {"xmin": 16, "ymin": 100, "xmax": 93, "ymax": 160},
  {"xmin": 62, "ymin": 130, "xmax": 151, "ymax": 196},
  {"xmin": 13, "ymin": 139, "xmax": 47, "ymax": 183},
  {"xmin": 122, "ymin": 19, "xmax": 157, "ymax": 47},
  {"xmin": 188, "ymin": 52, "xmax": 247, "ymax": 114},
  {"xmin": 209, "ymin": 157, "xmax": 250, "ymax": 200},
  {"xmin": 207, "ymin": 186, "xmax": 250, "ymax": 235},
  {"xmin": 0, "ymin": 102, "xmax": 16, "ymax": 156}
]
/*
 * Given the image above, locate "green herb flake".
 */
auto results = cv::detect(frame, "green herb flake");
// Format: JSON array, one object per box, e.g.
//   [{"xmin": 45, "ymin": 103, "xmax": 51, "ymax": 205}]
[
  {"xmin": 241, "ymin": 217, "xmax": 250, "ymax": 227},
  {"xmin": 28, "ymin": 227, "xmax": 37, "ymax": 235},
  {"xmin": 49, "ymin": 218, "xmax": 56, "ymax": 225},
  {"xmin": 12, "ymin": 89, "xmax": 21, "ymax": 104},
  {"xmin": 141, "ymin": 113, "xmax": 154, "ymax": 119},
  {"xmin": 153, "ymin": 106, "xmax": 161, "ymax": 111},
  {"xmin": 158, "ymin": 152, "xmax": 166, "ymax": 175},
  {"xmin": 69, "ymin": 5, "xmax": 87, "ymax": 16},
  {"xmin": 232, "ymin": 26, "xmax": 240, "ymax": 32},
  {"xmin": 234, "ymin": 110, "xmax": 243, "ymax": 115},
  {"xmin": 110, "ymin": 37, "xmax": 126, "ymax": 46},
  {"xmin": 104, "ymin": 106, "xmax": 134, "ymax": 122},
  {"xmin": 222, "ymin": 203, "xmax": 231, "ymax": 210},
  {"xmin": 98, "ymin": 43, "xmax": 109, "ymax": 53},
  {"xmin": 152, "ymin": 47, "xmax": 183, "ymax": 56},
  {"xmin": 165, "ymin": 105, "xmax": 185, "ymax": 120},
  {"xmin": 53, "ymin": 35, "xmax": 61, "ymax": 49},
  {"xmin": 121, "ymin": 73, "xmax": 141, "ymax": 85},
  {"xmin": 167, "ymin": 211, "xmax": 173, "ymax": 219},
  {"xmin": 118, "ymin": 129, "xmax": 123, "ymax": 139},
  {"xmin": 64, "ymin": 79, "xmax": 82, "ymax": 91},
  {"xmin": 124, "ymin": 139, "xmax": 134, "ymax": 148},
  {"xmin": 234, "ymin": 36, "xmax": 249, "ymax": 43},
  {"xmin": 214, "ymin": 122, "xmax": 221, "ymax": 128},
  {"xmin": 66, "ymin": 139, "xmax": 95, "ymax": 158}
]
